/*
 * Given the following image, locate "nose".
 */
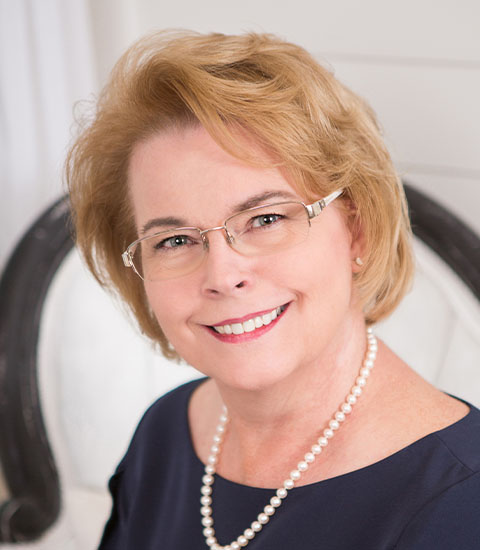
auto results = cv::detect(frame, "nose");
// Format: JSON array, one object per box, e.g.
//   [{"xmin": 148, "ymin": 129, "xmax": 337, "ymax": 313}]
[{"xmin": 199, "ymin": 228, "xmax": 253, "ymax": 297}]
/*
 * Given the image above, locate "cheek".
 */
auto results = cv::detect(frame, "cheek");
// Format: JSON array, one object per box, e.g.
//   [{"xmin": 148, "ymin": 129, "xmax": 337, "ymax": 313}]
[
  {"xmin": 144, "ymin": 281, "xmax": 194, "ymax": 340},
  {"xmin": 296, "ymin": 226, "xmax": 355, "ymax": 311}
]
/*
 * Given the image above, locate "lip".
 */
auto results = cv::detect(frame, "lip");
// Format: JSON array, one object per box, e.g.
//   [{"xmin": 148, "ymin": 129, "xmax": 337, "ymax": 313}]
[
  {"xmin": 210, "ymin": 305, "xmax": 289, "ymax": 327},
  {"xmin": 205, "ymin": 302, "xmax": 290, "ymax": 344}
]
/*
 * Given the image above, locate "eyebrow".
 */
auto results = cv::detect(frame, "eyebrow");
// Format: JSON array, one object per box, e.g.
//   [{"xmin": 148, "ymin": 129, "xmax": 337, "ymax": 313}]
[
  {"xmin": 141, "ymin": 216, "xmax": 188, "ymax": 235},
  {"xmin": 140, "ymin": 190, "xmax": 298, "ymax": 235},
  {"xmin": 230, "ymin": 190, "xmax": 297, "ymax": 213}
]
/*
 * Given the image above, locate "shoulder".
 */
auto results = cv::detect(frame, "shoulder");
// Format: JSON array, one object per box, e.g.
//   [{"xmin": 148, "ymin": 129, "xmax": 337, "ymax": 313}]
[
  {"xmin": 117, "ymin": 377, "xmax": 206, "ymax": 470},
  {"xmin": 394, "ymin": 402, "xmax": 480, "ymax": 549},
  {"xmin": 432, "ymin": 398, "xmax": 480, "ymax": 471},
  {"xmin": 394, "ymin": 471, "xmax": 480, "ymax": 549},
  {"xmin": 139, "ymin": 377, "xmax": 206, "ymax": 427}
]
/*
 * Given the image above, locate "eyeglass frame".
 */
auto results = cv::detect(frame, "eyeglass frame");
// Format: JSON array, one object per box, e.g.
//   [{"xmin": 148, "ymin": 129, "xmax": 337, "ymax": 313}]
[{"xmin": 122, "ymin": 188, "xmax": 344, "ymax": 280}]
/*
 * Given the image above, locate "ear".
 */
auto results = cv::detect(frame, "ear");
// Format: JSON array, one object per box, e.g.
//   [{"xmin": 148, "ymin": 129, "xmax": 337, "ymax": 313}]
[{"xmin": 345, "ymin": 200, "xmax": 366, "ymax": 273}]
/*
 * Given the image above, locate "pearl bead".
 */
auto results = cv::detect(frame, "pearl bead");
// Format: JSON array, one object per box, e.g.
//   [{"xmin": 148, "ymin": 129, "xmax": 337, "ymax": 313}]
[
  {"xmin": 364, "ymin": 359, "xmax": 374, "ymax": 368},
  {"xmin": 237, "ymin": 535, "xmax": 248, "ymax": 546},
  {"xmin": 318, "ymin": 436, "xmax": 328, "ymax": 447},
  {"xmin": 203, "ymin": 474, "xmax": 214, "ymax": 485},
  {"xmin": 204, "ymin": 527, "xmax": 215, "ymax": 537},
  {"xmin": 290, "ymin": 469, "xmax": 301, "ymax": 480},
  {"xmin": 367, "ymin": 351, "xmax": 376, "ymax": 360},
  {"xmin": 360, "ymin": 367, "xmax": 370, "ymax": 377},
  {"xmin": 244, "ymin": 528, "xmax": 255, "ymax": 539},
  {"xmin": 335, "ymin": 411, "xmax": 345, "ymax": 422},
  {"xmin": 264, "ymin": 505, "xmax": 275, "ymax": 516},
  {"xmin": 276, "ymin": 488, "xmax": 288, "ymax": 499},
  {"xmin": 201, "ymin": 495, "xmax": 212, "ymax": 506},
  {"xmin": 206, "ymin": 536, "xmax": 217, "ymax": 546},
  {"xmin": 356, "ymin": 376, "xmax": 366, "ymax": 387},
  {"xmin": 216, "ymin": 424, "xmax": 225, "ymax": 433},
  {"xmin": 341, "ymin": 402, "xmax": 352, "ymax": 414},
  {"xmin": 304, "ymin": 452, "xmax": 315, "ymax": 463},
  {"xmin": 323, "ymin": 428, "xmax": 334, "ymax": 438},
  {"xmin": 270, "ymin": 496, "xmax": 282, "ymax": 507},
  {"xmin": 201, "ymin": 485, "xmax": 212, "ymax": 495},
  {"xmin": 347, "ymin": 394, "xmax": 357, "ymax": 405},
  {"xmin": 297, "ymin": 460, "xmax": 308, "ymax": 472},
  {"xmin": 311, "ymin": 444, "xmax": 322, "ymax": 454},
  {"xmin": 284, "ymin": 478, "xmax": 295, "ymax": 489},
  {"xmin": 205, "ymin": 464, "xmax": 215, "ymax": 475},
  {"xmin": 251, "ymin": 521, "xmax": 262, "ymax": 532},
  {"xmin": 213, "ymin": 434, "xmax": 221, "ymax": 444},
  {"xmin": 201, "ymin": 506, "xmax": 212, "ymax": 516},
  {"xmin": 367, "ymin": 326, "xmax": 373, "ymax": 334},
  {"xmin": 258, "ymin": 513, "xmax": 269, "ymax": 524},
  {"xmin": 230, "ymin": 542, "xmax": 240, "ymax": 550},
  {"xmin": 352, "ymin": 385, "xmax": 362, "ymax": 397},
  {"xmin": 207, "ymin": 455, "xmax": 218, "ymax": 465},
  {"xmin": 211, "ymin": 445, "xmax": 219, "ymax": 454},
  {"xmin": 202, "ymin": 516, "xmax": 214, "ymax": 527},
  {"xmin": 329, "ymin": 419, "xmax": 340, "ymax": 430},
  {"xmin": 220, "ymin": 414, "xmax": 228, "ymax": 424}
]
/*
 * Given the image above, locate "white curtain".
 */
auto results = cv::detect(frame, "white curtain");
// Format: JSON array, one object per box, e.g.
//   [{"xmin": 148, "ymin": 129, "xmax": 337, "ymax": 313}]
[{"xmin": 0, "ymin": 0, "xmax": 97, "ymax": 269}]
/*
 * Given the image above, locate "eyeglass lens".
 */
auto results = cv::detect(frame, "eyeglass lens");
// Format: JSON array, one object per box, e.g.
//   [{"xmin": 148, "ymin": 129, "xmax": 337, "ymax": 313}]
[{"xmin": 131, "ymin": 202, "xmax": 310, "ymax": 281}]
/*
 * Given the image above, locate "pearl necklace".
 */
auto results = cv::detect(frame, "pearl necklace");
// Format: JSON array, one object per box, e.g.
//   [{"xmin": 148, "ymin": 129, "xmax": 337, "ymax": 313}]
[{"xmin": 200, "ymin": 328, "xmax": 378, "ymax": 550}]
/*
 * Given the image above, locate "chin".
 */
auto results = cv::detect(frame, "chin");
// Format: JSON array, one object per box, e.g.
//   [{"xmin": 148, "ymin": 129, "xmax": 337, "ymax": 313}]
[{"xmin": 199, "ymin": 352, "xmax": 300, "ymax": 394}]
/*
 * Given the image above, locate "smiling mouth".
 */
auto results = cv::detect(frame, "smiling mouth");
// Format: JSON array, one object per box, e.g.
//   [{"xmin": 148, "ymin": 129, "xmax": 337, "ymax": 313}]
[{"xmin": 210, "ymin": 303, "xmax": 289, "ymax": 336}]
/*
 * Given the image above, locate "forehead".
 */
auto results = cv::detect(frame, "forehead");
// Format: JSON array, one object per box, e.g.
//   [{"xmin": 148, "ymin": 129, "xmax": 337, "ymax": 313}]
[{"xmin": 127, "ymin": 126, "xmax": 302, "ymax": 226}]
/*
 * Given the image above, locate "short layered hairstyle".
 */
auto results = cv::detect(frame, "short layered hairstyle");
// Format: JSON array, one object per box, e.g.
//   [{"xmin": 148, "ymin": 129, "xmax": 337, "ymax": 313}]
[{"xmin": 66, "ymin": 30, "xmax": 414, "ymax": 359}]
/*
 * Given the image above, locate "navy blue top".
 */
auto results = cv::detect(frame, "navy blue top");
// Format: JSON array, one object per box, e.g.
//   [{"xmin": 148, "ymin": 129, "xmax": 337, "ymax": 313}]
[{"xmin": 99, "ymin": 379, "xmax": 480, "ymax": 549}]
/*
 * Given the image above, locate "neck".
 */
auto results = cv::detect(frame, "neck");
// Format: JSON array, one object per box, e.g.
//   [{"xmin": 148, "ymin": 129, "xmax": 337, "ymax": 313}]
[{"xmin": 210, "ymin": 315, "xmax": 372, "ymax": 486}]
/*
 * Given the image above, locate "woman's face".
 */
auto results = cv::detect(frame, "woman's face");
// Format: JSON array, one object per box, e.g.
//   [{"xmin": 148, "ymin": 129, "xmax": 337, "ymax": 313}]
[{"xmin": 128, "ymin": 126, "xmax": 362, "ymax": 391}]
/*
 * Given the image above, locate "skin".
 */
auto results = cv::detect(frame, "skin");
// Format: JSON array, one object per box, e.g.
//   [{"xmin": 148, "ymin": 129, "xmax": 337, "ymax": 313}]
[{"xmin": 128, "ymin": 125, "xmax": 469, "ymax": 488}]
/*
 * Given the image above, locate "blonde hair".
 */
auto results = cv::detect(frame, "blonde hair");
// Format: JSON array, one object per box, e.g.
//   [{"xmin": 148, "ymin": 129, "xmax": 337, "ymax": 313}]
[{"xmin": 66, "ymin": 30, "xmax": 413, "ymax": 358}]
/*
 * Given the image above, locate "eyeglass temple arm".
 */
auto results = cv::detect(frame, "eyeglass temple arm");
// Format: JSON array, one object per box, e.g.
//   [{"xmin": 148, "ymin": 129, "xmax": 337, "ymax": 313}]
[
  {"xmin": 306, "ymin": 189, "xmax": 344, "ymax": 219},
  {"xmin": 122, "ymin": 251, "xmax": 133, "ymax": 267}
]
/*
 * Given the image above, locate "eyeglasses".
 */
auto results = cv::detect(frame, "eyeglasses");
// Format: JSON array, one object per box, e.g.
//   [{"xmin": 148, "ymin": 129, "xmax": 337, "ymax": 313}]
[{"xmin": 122, "ymin": 189, "xmax": 343, "ymax": 281}]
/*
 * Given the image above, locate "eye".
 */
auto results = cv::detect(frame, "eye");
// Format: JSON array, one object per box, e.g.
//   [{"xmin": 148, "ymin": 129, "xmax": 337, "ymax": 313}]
[
  {"xmin": 153, "ymin": 234, "xmax": 196, "ymax": 251},
  {"xmin": 251, "ymin": 213, "xmax": 283, "ymax": 228}
]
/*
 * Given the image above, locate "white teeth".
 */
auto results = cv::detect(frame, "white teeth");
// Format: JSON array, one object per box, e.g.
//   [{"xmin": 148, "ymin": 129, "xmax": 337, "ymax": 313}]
[
  {"xmin": 243, "ymin": 319, "xmax": 256, "ymax": 332},
  {"xmin": 232, "ymin": 323, "xmax": 244, "ymax": 335},
  {"xmin": 262, "ymin": 313, "xmax": 272, "ymax": 325},
  {"xmin": 213, "ymin": 305, "xmax": 287, "ymax": 335}
]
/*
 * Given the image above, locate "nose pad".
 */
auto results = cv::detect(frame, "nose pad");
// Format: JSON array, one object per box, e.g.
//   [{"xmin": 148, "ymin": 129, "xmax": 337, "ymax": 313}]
[
  {"xmin": 201, "ymin": 226, "xmax": 235, "ymax": 248},
  {"xmin": 201, "ymin": 233, "xmax": 210, "ymax": 250},
  {"xmin": 225, "ymin": 229, "xmax": 235, "ymax": 246}
]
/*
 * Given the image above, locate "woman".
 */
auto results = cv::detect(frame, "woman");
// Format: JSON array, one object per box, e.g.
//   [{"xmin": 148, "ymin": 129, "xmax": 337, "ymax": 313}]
[{"xmin": 66, "ymin": 31, "xmax": 480, "ymax": 549}]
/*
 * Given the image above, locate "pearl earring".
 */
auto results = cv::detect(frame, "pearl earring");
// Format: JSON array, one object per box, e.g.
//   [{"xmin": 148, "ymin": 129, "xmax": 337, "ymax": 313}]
[{"xmin": 354, "ymin": 257, "xmax": 363, "ymax": 266}]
